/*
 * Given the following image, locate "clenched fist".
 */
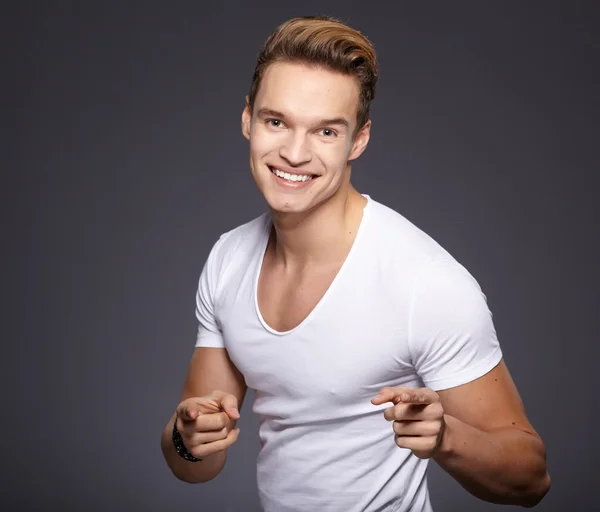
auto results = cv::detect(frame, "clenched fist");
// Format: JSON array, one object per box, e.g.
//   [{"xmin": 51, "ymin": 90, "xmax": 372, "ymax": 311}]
[
  {"xmin": 175, "ymin": 390, "xmax": 241, "ymax": 460},
  {"xmin": 371, "ymin": 386, "xmax": 446, "ymax": 459}
]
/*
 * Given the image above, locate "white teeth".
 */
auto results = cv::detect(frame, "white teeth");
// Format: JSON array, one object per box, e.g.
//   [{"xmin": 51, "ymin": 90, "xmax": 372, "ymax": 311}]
[{"xmin": 271, "ymin": 168, "xmax": 313, "ymax": 182}]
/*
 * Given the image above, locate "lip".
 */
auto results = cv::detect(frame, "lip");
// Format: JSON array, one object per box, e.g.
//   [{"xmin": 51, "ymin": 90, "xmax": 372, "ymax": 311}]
[
  {"xmin": 267, "ymin": 165, "xmax": 318, "ymax": 188},
  {"xmin": 267, "ymin": 164, "xmax": 319, "ymax": 177}
]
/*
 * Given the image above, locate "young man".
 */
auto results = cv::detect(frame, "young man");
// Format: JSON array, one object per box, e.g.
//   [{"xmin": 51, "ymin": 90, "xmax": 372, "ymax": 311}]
[{"xmin": 161, "ymin": 16, "xmax": 550, "ymax": 511}]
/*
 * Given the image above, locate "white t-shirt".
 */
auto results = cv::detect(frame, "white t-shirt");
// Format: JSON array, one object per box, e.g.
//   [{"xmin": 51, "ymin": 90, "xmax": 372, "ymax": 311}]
[{"xmin": 194, "ymin": 194, "xmax": 502, "ymax": 512}]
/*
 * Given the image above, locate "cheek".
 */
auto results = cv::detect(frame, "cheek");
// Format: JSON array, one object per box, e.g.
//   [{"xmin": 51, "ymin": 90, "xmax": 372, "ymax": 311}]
[
  {"xmin": 249, "ymin": 131, "xmax": 276, "ymax": 161},
  {"xmin": 319, "ymin": 144, "xmax": 350, "ymax": 173}
]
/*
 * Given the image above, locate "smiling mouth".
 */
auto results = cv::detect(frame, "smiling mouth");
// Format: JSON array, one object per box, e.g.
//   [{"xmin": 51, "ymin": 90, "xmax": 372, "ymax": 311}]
[{"xmin": 269, "ymin": 166, "xmax": 316, "ymax": 183}]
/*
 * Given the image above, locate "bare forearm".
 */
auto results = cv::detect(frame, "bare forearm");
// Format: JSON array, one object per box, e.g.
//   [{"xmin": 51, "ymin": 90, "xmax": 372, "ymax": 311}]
[
  {"xmin": 433, "ymin": 414, "xmax": 550, "ymax": 507},
  {"xmin": 160, "ymin": 413, "xmax": 225, "ymax": 483}
]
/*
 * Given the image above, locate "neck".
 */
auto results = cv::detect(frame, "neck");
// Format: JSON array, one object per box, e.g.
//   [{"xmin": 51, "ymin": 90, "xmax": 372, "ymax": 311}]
[{"xmin": 267, "ymin": 180, "xmax": 367, "ymax": 268}]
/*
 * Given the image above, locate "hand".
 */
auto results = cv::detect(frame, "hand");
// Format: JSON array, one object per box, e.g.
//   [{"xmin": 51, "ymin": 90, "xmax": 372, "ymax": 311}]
[
  {"xmin": 175, "ymin": 390, "xmax": 241, "ymax": 460},
  {"xmin": 371, "ymin": 386, "xmax": 446, "ymax": 459}
]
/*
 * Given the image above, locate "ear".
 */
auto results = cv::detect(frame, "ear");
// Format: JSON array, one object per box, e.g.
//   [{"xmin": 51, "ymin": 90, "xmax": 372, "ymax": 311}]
[
  {"xmin": 347, "ymin": 120, "xmax": 371, "ymax": 161},
  {"xmin": 241, "ymin": 96, "xmax": 252, "ymax": 140}
]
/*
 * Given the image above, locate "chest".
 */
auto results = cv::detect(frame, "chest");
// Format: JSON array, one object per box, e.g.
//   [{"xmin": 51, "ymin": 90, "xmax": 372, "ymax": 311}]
[
  {"xmin": 214, "ymin": 227, "xmax": 420, "ymax": 406},
  {"xmin": 220, "ymin": 269, "xmax": 418, "ymax": 406},
  {"xmin": 257, "ymin": 259, "xmax": 344, "ymax": 333}
]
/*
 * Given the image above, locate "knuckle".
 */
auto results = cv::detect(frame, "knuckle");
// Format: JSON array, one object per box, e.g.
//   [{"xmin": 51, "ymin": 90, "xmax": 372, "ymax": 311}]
[
  {"xmin": 213, "ymin": 438, "xmax": 231, "ymax": 453},
  {"xmin": 189, "ymin": 445, "xmax": 207, "ymax": 458},
  {"xmin": 182, "ymin": 434, "xmax": 197, "ymax": 451},
  {"xmin": 426, "ymin": 403, "xmax": 442, "ymax": 419},
  {"xmin": 200, "ymin": 415, "xmax": 214, "ymax": 429},
  {"xmin": 191, "ymin": 438, "xmax": 211, "ymax": 457},
  {"xmin": 392, "ymin": 404, "xmax": 404, "ymax": 418},
  {"xmin": 226, "ymin": 429, "xmax": 240, "ymax": 444},
  {"xmin": 424, "ymin": 421, "xmax": 439, "ymax": 436},
  {"xmin": 394, "ymin": 436, "xmax": 407, "ymax": 449},
  {"xmin": 200, "ymin": 415, "xmax": 218, "ymax": 430},
  {"xmin": 191, "ymin": 431, "xmax": 207, "ymax": 445},
  {"xmin": 207, "ymin": 412, "xmax": 223, "ymax": 428}
]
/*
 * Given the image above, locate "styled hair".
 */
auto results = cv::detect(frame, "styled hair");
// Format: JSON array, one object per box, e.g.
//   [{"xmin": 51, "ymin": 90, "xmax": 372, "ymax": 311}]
[{"xmin": 248, "ymin": 16, "xmax": 378, "ymax": 133}]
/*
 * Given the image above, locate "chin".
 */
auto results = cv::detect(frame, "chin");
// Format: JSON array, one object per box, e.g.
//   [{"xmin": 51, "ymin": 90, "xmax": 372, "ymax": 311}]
[
  {"xmin": 252, "ymin": 180, "xmax": 306, "ymax": 215},
  {"xmin": 264, "ymin": 194, "xmax": 313, "ymax": 215},
  {"xmin": 253, "ymin": 167, "xmax": 337, "ymax": 215}
]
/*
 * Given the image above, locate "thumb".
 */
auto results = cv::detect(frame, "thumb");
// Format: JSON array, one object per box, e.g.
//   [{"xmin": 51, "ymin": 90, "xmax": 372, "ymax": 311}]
[{"xmin": 219, "ymin": 393, "xmax": 240, "ymax": 420}]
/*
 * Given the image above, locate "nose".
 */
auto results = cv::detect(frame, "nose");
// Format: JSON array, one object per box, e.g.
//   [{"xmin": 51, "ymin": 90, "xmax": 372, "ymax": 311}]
[{"xmin": 279, "ymin": 132, "xmax": 312, "ymax": 167}]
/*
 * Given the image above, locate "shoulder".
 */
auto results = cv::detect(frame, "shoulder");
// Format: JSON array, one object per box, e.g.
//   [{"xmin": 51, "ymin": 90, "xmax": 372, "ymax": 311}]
[
  {"xmin": 211, "ymin": 212, "xmax": 270, "ymax": 259},
  {"xmin": 413, "ymin": 254, "xmax": 485, "ymax": 310},
  {"xmin": 201, "ymin": 212, "xmax": 270, "ymax": 287},
  {"xmin": 362, "ymin": 197, "xmax": 487, "ymax": 305},
  {"xmin": 364, "ymin": 197, "xmax": 452, "ymax": 267}
]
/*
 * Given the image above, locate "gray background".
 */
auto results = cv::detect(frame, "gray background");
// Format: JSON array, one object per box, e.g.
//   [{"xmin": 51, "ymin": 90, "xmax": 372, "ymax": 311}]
[{"xmin": 3, "ymin": 1, "xmax": 598, "ymax": 511}]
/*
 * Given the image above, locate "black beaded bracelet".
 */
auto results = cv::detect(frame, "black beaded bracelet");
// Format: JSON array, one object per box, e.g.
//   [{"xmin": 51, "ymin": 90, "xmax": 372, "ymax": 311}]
[{"xmin": 172, "ymin": 419, "xmax": 203, "ymax": 462}]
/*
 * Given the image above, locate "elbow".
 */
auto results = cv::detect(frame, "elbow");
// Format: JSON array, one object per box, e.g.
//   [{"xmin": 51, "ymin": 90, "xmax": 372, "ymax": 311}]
[
  {"xmin": 525, "ymin": 471, "xmax": 551, "ymax": 508},
  {"xmin": 168, "ymin": 457, "xmax": 224, "ymax": 484},
  {"xmin": 518, "ymin": 434, "xmax": 551, "ymax": 507},
  {"xmin": 172, "ymin": 469, "xmax": 215, "ymax": 485},
  {"xmin": 494, "ymin": 442, "xmax": 551, "ymax": 508},
  {"xmin": 521, "ymin": 471, "xmax": 551, "ymax": 508},
  {"xmin": 168, "ymin": 460, "xmax": 223, "ymax": 484}
]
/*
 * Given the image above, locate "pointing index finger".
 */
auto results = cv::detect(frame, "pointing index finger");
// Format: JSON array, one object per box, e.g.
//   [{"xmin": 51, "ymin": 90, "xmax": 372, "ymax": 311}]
[
  {"xmin": 176, "ymin": 405, "xmax": 194, "ymax": 422},
  {"xmin": 176, "ymin": 399, "xmax": 203, "ymax": 422},
  {"xmin": 399, "ymin": 389, "xmax": 437, "ymax": 404},
  {"xmin": 371, "ymin": 387, "xmax": 437, "ymax": 405},
  {"xmin": 371, "ymin": 386, "xmax": 408, "ymax": 405}
]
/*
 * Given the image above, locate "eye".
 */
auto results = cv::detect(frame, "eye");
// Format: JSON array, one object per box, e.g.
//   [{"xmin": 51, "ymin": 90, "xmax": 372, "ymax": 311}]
[
  {"xmin": 320, "ymin": 128, "xmax": 337, "ymax": 137},
  {"xmin": 267, "ymin": 119, "xmax": 285, "ymax": 128}
]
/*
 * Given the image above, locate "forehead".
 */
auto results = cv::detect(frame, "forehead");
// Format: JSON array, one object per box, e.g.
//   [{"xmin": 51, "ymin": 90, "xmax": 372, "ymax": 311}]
[{"xmin": 255, "ymin": 61, "xmax": 360, "ymax": 123}]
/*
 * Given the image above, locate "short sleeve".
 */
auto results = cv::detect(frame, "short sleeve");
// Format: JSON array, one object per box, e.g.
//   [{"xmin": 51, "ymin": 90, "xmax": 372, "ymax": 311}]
[
  {"xmin": 408, "ymin": 256, "xmax": 503, "ymax": 391},
  {"xmin": 194, "ymin": 236, "xmax": 226, "ymax": 348}
]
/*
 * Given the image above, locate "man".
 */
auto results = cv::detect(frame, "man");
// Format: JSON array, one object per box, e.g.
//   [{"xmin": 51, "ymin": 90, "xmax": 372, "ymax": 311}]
[{"xmin": 161, "ymin": 16, "xmax": 550, "ymax": 511}]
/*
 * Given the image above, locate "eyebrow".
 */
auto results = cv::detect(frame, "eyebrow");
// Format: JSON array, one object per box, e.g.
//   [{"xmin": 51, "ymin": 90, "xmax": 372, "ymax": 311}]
[{"xmin": 256, "ymin": 108, "xmax": 350, "ymax": 129}]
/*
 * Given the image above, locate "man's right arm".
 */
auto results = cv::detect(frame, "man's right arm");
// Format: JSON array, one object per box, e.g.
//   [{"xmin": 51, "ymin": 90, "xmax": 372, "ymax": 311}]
[{"xmin": 161, "ymin": 346, "xmax": 248, "ymax": 483}]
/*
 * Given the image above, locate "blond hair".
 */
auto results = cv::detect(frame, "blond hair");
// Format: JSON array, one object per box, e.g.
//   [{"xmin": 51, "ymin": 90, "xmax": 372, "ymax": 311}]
[{"xmin": 248, "ymin": 16, "xmax": 378, "ymax": 132}]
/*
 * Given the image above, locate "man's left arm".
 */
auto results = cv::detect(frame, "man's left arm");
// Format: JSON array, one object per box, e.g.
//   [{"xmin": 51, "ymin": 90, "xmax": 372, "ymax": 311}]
[
  {"xmin": 373, "ymin": 359, "xmax": 550, "ymax": 507},
  {"xmin": 436, "ymin": 357, "xmax": 549, "ymax": 507},
  {"xmin": 373, "ymin": 255, "xmax": 550, "ymax": 507}
]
